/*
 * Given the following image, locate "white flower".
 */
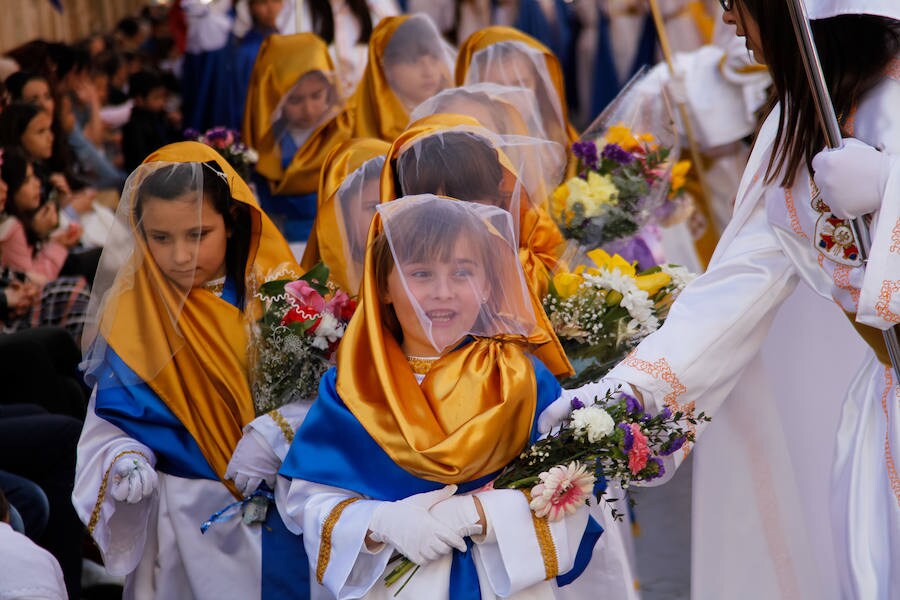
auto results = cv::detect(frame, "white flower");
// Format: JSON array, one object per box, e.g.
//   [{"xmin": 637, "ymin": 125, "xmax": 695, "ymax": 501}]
[
  {"xmin": 311, "ymin": 312, "xmax": 344, "ymax": 350},
  {"xmin": 660, "ymin": 264, "xmax": 696, "ymax": 290},
  {"xmin": 570, "ymin": 406, "xmax": 615, "ymax": 442},
  {"xmin": 244, "ymin": 148, "xmax": 259, "ymax": 163}
]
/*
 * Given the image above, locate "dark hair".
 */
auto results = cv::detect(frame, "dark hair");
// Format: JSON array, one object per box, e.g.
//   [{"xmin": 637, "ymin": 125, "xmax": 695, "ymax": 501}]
[
  {"xmin": 398, "ymin": 131, "xmax": 505, "ymax": 206},
  {"xmin": 128, "ymin": 69, "xmax": 166, "ymax": 100},
  {"xmin": 0, "ymin": 147, "xmax": 31, "ymax": 214},
  {"xmin": 0, "ymin": 488, "xmax": 8, "ymax": 523},
  {"xmin": 427, "ymin": 90, "xmax": 520, "ymax": 134},
  {"xmin": 0, "ymin": 102, "xmax": 44, "ymax": 148},
  {"xmin": 371, "ymin": 199, "xmax": 499, "ymax": 343},
  {"xmin": 5, "ymin": 40, "xmax": 55, "ymax": 82},
  {"xmin": 4, "ymin": 71, "xmax": 48, "ymax": 102},
  {"xmin": 135, "ymin": 162, "xmax": 253, "ymax": 306},
  {"xmin": 97, "ymin": 51, "xmax": 126, "ymax": 79},
  {"xmin": 116, "ymin": 17, "xmax": 142, "ymax": 39},
  {"xmin": 735, "ymin": 1, "xmax": 900, "ymax": 185},
  {"xmin": 309, "ymin": 0, "xmax": 373, "ymax": 45},
  {"xmin": 51, "ymin": 44, "xmax": 91, "ymax": 81},
  {"xmin": 382, "ymin": 17, "xmax": 444, "ymax": 66}
]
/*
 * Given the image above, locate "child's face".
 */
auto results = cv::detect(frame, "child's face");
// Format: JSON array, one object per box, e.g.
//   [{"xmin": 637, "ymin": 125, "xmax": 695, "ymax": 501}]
[
  {"xmin": 21, "ymin": 78, "xmax": 54, "ymax": 118},
  {"xmin": 141, "ymin": 193, "xmax": 229, "ymax": 291},
  {"xmin": 386, "ymin": 236, "xmax": 488, "ymax": 356},
  {"xmin": 348, "ymin": 177, "xmax": 379, "ymax": 251},
  {"xmin": 386, "ymin": 54, "xmax": 448, "ymax": 110},
  {"xmin": 21, "ymin": 111, "xmax": 54, "ymax": 161},
  {"xmin": 249, "ymin": 0, "xmax": 284, "ymax": 30},
  {"xmin": 13, "ymin": 163, "xmax": 41, "ymax": 213},
  {"xmin": 483, "ymin": 54, "xmax": 537, "ymax": 91},
  {"xmin": 282, "ymin": 74, "xmax": 332, "ymax": 130},
  {"xmin": 138, "ymin": 87, "xmax": 168, "ymax": 113}
]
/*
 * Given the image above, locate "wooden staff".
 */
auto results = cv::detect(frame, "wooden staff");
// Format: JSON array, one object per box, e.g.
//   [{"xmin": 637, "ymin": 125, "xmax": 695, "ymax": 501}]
[{"xmin": 647, "ymin": 0, "xmax": 720, "ymax": 267}]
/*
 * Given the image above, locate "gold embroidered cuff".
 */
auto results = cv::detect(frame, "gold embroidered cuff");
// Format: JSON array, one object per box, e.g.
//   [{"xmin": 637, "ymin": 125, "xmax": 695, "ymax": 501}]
[
  {"xmin": 316, "ymin": 497, "xmax": 361, "ymax": 584},
  {"xmin": 267, "ymin": 409, "xmax": 295, "ymax": 445},
  {"xmin": 523, "ymin": 491, "xmax": 559, "ymax": 580},
  {"xmin": 88, "ymin": 450, "xmax": 151, "ymax": 535}
]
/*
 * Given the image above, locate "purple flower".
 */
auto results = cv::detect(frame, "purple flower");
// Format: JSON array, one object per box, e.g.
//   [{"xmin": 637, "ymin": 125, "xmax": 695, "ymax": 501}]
[
  {"xmin": 660, "ymin": 435, "xmax": 686, "ymax": 456},
  {"xmin": 601, "ymin": 143, "xmax": 635, "ymax": 165},
  {"xmin": 619, "ymin": 422, "xmax": 633, "ymax": 451},
  {"xmin": 183, "ymin": 128, "xmax": 200, "ymax": 140},
  {"xmin": 570, "ymin": 397, "xmax": 585, "ymax": 410},
  {"xmin": 659, "ymin": 407, "xmax": 672, "ymax": 420},
  {"xmin": 647, "ymin": 457, "xmax": 666, "ymax": 480},
  {"xmin": 572, "ymin": 140, "xmax": 599, "ymax": 170},
  {"xmin": 623, "ymin": 393, "xmax": 642, "ymax": 416}
]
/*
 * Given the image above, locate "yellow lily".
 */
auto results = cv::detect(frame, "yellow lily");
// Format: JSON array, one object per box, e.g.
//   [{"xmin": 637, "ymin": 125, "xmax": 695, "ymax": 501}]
[
  {"xmin": 604, "ymin": 124, "xmax": 657, "ymax": 153},
  {"xmin": 669, "ymin": 160, "xmax": 692, "ymax": 197},
  {"xmin": 552, "ymin": 271, "xmax": 584, "ymax": 298},
  {"xmin": 635, "ymin": 272, "xmax": 672, "ymax": 296},
  {"xmin": 587, "ymin": 248, "xmax": 636, "ymax": 277},
  {"xmin": 551, "ymin": 182, "xmax": 571, "ymax": 224}
]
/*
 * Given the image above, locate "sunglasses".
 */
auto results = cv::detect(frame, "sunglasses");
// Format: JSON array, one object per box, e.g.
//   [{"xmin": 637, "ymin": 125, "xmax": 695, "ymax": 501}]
[{"xmin": 719, "ymin": 0, "xmax": 733, "ymax": 10}]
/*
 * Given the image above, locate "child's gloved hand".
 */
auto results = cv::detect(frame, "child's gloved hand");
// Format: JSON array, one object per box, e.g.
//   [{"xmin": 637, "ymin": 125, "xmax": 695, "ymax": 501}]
[
  {"xmin": 225, "ymin": 428, "xmax": 281, "ymax": 496},
  {"xmin": 110, "ymin": 455, "xmax": 158, "ymax": 504},
  {"xmin": 812, "ymin": 138, "xmax": 896, "ymax": 220},
  {"xmin": 429, "ymin": 493, "xmax": 483, "ymax": 539},
  {"xmin": 368, "ymin": 485, "xmax": 466, "ymax": 565}
]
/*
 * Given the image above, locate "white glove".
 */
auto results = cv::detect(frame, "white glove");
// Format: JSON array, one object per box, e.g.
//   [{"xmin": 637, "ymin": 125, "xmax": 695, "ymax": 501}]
[
  {"xmin": 225, "ymin": 428, "xmax": 282, "ymax": 496},
  {"xmin": 429, "ymin": 494, "xmax": 482, "ymax": 538},
  {"xmin": 811, "ymin": 138, "xmax": 896, "ymax": 219},
  {"xmin": 110, "ymin": 455, "xmax": 158, "ymax": 504},
  {"xmin": 537, "ymin": 378, "xmax": 633, "ymax": 434},
  {"xmin": 368, "ymin": 485, "xmax": 467, "ymax": 565}
]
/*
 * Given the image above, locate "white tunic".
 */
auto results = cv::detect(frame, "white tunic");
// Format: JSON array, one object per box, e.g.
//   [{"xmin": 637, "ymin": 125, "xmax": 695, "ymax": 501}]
[
  {"xmin": 73, "ymin": 395, "xmax": 309, "ymax": 600},
  {"xmin": 607, "ymin": 72, "xmax": 900, "ymax": 599},
  {"xmin": 0, "ymin": 522, "xmax": 67, "ymax": 600}
]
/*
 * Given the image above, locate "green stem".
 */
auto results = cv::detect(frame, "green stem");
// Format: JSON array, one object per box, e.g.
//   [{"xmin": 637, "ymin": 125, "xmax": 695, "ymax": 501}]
[
  {"xmin": 394, "ymin": 564, "xmax": 420, "ymax": 597},
  {"xmin": 384, "ymin": 557, "xmax": 416, "ymax": 587}
]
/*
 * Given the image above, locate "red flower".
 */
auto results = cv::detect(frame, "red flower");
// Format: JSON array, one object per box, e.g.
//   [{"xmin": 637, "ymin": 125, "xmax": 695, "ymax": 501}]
[
  {"xmin": 627, "ymin": 423, "xmax": 650, "ymax": 475},
  {"xmin": 325, "ymin": 290, "xmax": 357, "ymax": 322}
]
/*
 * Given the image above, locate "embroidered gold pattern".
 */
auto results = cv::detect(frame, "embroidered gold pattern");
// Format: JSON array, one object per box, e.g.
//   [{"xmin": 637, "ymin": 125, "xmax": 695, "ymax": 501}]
[
  {"xmin": 622, "ymin": 353, "xmax": 695, "ymax": 453},
  {"xmin": 522, "ymin": 490, "xmax": 559, "ymax": 580},
  {"xmin": 88, "ymin": 450, "xmax": 151, "ymax": 535},
  {"xmin": 406, "ymin": 355, "xmax": 438, "ymax": 375},
  {"xmin": 267, "ymin": 409, "xmax": 295, "ymax": 445},
  {"xmin": 882, "ymin": 368, "xmax": 900, "ymax": 509},
  {"xmin": 783, "ymin": 188, "xmax": 808, "ymax": 240},
  {"xmin": 890, "ymin": 218, "xmax": 900, "ymax": 254},
  {"xmin": 316, "ymin": 497, "xmax": 361, "ymax": 584},
  {"xmin": 876, "ymin": 281, "xmax": 900, "ymax": 324}
]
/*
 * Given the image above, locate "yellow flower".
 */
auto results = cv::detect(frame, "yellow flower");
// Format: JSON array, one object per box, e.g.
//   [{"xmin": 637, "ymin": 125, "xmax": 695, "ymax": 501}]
[
  {"xmin": 586, "ymin": 248, "xmax": 636, "ymax": 277},
  {"xmin": 567, "ymin": 172, "xmax": 618, "ymax": 218},
  {"xmin": 634, "ymin": 272, "xmax": 672, "ymax": 296},
  {"xmin": 552, "ymin": 271, "xmax": 584, "ymax": 298},
  {"xmin": 551, "ymin": 182, "xmax": 571, "ymax": 224},
  {"xmin": 669, "ymin": 160, "xmax": 692, "ymax": 197},
  {"xmin": 603, "ymin": 124, "xmax": 656, "ymax": 152}
]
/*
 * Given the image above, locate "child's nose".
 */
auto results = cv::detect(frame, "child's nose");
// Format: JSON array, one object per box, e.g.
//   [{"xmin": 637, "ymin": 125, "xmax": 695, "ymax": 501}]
[{"xmin": 173, "ymin": 240, "xmax": 194, "ymax": 265}]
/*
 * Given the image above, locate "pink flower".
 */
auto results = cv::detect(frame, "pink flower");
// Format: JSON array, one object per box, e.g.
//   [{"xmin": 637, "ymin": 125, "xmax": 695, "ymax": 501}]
[
  {"xmin": 325, "ymin": 290, "xmax": 356, "ymax": 322},
  {"xmin": 529, "ymin": 462, "xmax": 595, "ymax": 522},
  {"xmin": 627, "ymin": 423, "xmax": 650, "ymax": 475},
  {"xmin": 285, "ymin": 280, "xmax": 325, "ymax": 313}
]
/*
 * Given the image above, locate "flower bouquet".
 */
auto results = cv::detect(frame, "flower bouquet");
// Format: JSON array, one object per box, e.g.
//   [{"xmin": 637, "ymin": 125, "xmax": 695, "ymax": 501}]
[
  {"xmin": 385, "ymin": 388, "xmax": 708, "ymax": 590},
  {"xmin": 551, "ymin": 69, "xmax": 689, "ymax": 263},
  {"xmin": 544, "ymin": 248, "xmax": 694, "ymax": 388},
  {"xmin": 185, "ymin": 126, "xmax": 259, "ymax": 182},
  {"xmin": 248, "ymin": 263, "xmax": 357, "ymax": 416}
]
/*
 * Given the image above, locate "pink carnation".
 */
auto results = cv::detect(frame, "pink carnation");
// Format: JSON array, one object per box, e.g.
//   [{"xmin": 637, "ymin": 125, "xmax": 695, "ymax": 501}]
[
  {"xmin": 529, "ymin": 462, "xmax": 595, "ymax": 522},
  {"xmin": 325, "ymin": 290, "xmax": 356, "ymax": 322},
  {"xmin": 627, "ymin": 423, "xmax": 650, "ymax": 475}
]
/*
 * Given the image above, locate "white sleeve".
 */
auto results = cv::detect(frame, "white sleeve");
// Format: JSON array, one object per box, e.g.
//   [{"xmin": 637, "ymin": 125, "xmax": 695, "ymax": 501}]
[
  {"xmin": 473, "ymin": 489, "xmax": 589, "ymax": 597},
  {"xmin": 606, "ymin": 196, "xmax": 798, "ymax": 477},
  {"xmin": 72, "ymin": 390, "xmax": 158, "ymax": 576},
  {"xmin": 246, "ymin": 400, "xmax": 313, "ymax": 535},
  {"xmin": 284, "ymin": 479, "xmax": 391, "ymax": 600}
]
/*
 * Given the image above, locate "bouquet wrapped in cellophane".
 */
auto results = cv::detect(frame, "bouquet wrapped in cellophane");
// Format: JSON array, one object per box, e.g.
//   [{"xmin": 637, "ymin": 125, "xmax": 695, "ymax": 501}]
[
  {"xmin": 550, "ymin": 70, "xmax": 691, "ymax": 257},
  {"xmin": 543, "ymin": 248, "xmax": 695, "ymax": 388},
  {"xmin": 248, "ymin": 263, "xmax": 357, "ymax": 416}
]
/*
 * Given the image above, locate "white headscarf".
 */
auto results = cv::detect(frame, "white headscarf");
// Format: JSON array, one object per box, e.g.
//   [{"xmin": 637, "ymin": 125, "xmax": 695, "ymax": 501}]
[{"xmin": 806, "ymin": 0, "xmax": 900, "ymax": 20}]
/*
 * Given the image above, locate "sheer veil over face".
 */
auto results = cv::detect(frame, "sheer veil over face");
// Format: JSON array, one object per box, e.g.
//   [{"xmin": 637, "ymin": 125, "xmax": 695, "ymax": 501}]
[
  {"xmin": 377, "ymin": 195, "xmax": 535, "ymax": 356},
  {"xmin": 381, "ymin": 14, "xmax": 455, "ymax": 111},
  {"xmin": 408, "ymin": 82, "xmax": 548, "ymax": 139},
  {"xmin": 335, "ymin": 154, "xmax": 385, "ymax": 290}
]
